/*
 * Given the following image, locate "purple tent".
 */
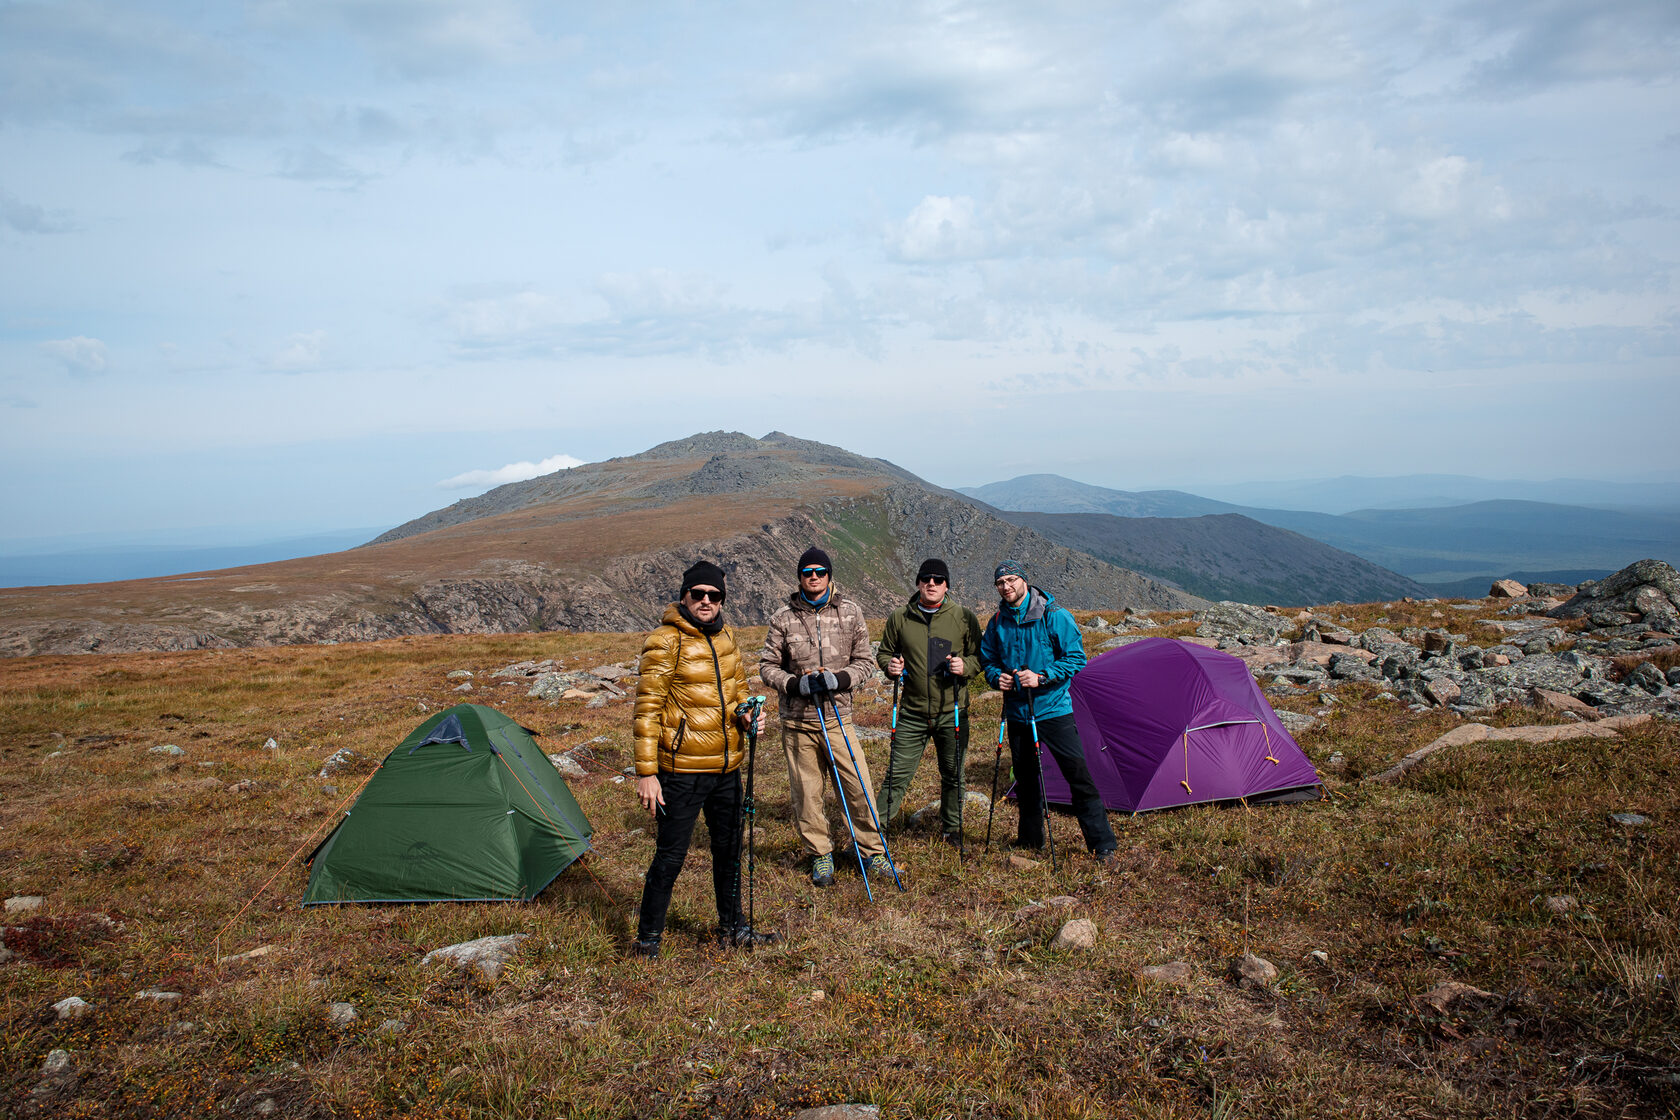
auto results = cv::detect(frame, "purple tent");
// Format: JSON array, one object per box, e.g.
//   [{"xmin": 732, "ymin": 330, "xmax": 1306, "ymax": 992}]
[{"xmin": 1039, "ymin": 637, "xmax": 1320, "ymax": 812}]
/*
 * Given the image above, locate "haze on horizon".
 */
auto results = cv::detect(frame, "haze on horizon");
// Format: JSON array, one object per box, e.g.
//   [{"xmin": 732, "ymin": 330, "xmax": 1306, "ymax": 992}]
[{"xmin": 3, "ymin": 1, "xmax": 1677, "ymax": 548}]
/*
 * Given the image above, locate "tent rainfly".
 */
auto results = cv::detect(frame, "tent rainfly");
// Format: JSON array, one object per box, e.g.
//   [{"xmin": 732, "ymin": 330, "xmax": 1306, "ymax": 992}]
[
  {"xmin": 1040, "ymin": 637, "xmax": 1321, "ymax": 813},
  {"xmin": 303, "ymin": 704, "xmax": 592, "ymax": 905}
]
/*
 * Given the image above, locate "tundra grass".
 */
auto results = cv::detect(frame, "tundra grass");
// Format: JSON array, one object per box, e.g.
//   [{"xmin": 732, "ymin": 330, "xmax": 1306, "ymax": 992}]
[{"xmin": 1, "ymin": 629, "xmax": 1676, "ymax": 1119}]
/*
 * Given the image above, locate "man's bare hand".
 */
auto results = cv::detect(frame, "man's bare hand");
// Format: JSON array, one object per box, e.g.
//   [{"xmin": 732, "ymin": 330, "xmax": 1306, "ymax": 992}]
[
  {"xmin": 947, "ymin": 655, "xmax": 964, "ymax": 676},
  {"xmin": 636, "ymin": 774, "xmax": 664, "ymax": 815},
  {"xmin": 997, "ymin": 671, "xmax": 1014, "ymax": 691},
  {"xmin": 1016, "ymin": 669, "xmax": 1041, "ymax": 689},
  {"xmin": 888, "ymin": 655, "xmax": 904, "ymax": 678}
]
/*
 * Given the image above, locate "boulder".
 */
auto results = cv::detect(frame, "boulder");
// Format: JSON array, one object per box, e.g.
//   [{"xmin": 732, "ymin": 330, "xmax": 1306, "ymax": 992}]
[
  {"xmin": 1194, "ymin": 602, "xmax": 1288, "ymax": 645},
  {"xmin": 1627, "ymin": 662, "xmax": 1668, "ymax": 695},
  {"xmin": 1553, "ymin": 559, "xmax": 1680, "ymax": 620},
  {"xmin": 1490, "ymin": 579, "xmax": 1529, "ymax": 598},
  {"xmin": 1359, "ymin": 626, "xmax": 1402, "ymax": 651},
  {"xmin": 1273, "ymin": 711, "xmax": 1318, "ymax": 734},
  {"xmin": 53, "ymin": 996, "xmax": 92, "ymax": 1020},
  {"xmin": 5, "ymin": 895, "xmax": 44, "ymax": 914},
  {"xmin": 1231, "ymin": 953, "xmax": 1278, "ymax": 989},
  {"xmin": 1422, "ymin": 676, "xmax": 1462, "ymax": 707},
  {"xmin": 423, "ymin": 933, "xmax": 531, "ymax": 983},
  {"xmin": 1529, "ymin": 688, "xmax": 1600, "ymax": 719}
]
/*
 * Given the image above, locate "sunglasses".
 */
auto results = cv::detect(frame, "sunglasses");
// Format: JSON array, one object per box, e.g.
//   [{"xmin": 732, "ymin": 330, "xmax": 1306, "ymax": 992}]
[
  {"xmin": 800, "ymin": 567, "xmax": 830, "ymax": 578},
  {"xmin": 918, "ymin": 575, "xmax": 947, "ymax": 585},
  {"xmin": 685, "ymin": 588, "xmax": 724, "ymax": 603}
]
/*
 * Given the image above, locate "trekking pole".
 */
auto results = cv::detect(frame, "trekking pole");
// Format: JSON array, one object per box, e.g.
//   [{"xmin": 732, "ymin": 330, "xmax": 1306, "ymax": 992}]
[
  {"xmin": 825, "ymin": 695, "xmax": 905, "ymax": 892},
  {"xmin": 1025, "ymin": 681, "xmax": 1058, "ymax": 872},
  {"xmin": 890, "ymin": 674, "xmax": 901, "ymax": 732},
  {"xmin": 984, "ymin": 713, "xmax": 1005, "ymax": 850},
  {"xmin": 813, "ymin": 696, "xmax": 873, "ymax": 902},
  {"xmin": 734, "ymin": 695, "xmax": 766, "ymax": 943},
  {"xmin": 953, "ymin": 681, "xmax": 969, "ymax": 858}
]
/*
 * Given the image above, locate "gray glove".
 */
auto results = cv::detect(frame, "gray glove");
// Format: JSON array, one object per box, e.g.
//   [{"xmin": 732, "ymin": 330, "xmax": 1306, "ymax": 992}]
[{"xmin": 797, "ymin": 669, "xmax": 840, "ymax": 697}]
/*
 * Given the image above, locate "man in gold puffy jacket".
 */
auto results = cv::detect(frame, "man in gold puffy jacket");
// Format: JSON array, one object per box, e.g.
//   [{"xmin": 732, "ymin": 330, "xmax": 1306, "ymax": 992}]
[{"xmin": 631, "ymin": 560, "xmax": 776, "ymax": 958}]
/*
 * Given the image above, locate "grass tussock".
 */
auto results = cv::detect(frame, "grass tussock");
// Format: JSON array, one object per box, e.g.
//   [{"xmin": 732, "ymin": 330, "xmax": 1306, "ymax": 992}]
[{"xmin": 1, "ymin": 628, "xmax": 1676, "ymax": 1119}]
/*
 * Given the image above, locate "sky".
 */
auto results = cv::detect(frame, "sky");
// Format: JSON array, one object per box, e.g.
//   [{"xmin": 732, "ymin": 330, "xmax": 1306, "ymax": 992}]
[{"xmin": 3, "ymin": 0, "xmax": 1677, "ymax": 546}]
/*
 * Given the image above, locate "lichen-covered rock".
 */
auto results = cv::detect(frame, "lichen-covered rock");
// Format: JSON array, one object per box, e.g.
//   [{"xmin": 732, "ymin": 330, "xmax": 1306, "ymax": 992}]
[{"xmin": 1231, "ymin": 953, "xmax": 1278, "ymax": 989}]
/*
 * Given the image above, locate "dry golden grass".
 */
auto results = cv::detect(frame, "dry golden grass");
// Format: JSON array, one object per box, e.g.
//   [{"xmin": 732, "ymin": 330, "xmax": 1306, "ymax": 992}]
[{"xmin": 2, "ymin": 625, "xmax": 1676, "ymax": 1119}]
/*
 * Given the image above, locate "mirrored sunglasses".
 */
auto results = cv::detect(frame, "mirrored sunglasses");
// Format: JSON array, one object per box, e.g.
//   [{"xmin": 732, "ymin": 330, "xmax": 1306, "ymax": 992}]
[{"xmin": 800, "ymin": 567, "xmax": 830, "ymax": 578}]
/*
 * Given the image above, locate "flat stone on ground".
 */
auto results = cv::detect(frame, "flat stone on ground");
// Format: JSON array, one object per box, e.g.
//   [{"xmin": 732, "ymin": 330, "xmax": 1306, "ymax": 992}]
[{"xmin": 1138, "ymin": 961, "xmax": 1193, "ymax": 986}]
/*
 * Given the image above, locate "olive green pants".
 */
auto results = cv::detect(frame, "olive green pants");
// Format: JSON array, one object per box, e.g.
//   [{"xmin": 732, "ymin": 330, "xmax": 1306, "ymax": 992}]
[{"xmin": 877, "ymin": 708, "xmax": 968, "ymax": 835}]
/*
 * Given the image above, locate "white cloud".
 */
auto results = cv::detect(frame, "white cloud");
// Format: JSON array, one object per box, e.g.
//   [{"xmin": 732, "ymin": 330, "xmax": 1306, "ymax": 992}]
[
  {"xmin": 41, "ymin": 337, "xmax": 108, "ymax": 376},
  {"xmin": 437, "ymin": 453, "xmax": 585, "ymax": 490},
  {"xmin": 269, "ymin": 331, "xmax": 327, "ymax": 371},
  {"xmin": 890, "ymin": 195, "xmax": 987, "ymax": 262}
]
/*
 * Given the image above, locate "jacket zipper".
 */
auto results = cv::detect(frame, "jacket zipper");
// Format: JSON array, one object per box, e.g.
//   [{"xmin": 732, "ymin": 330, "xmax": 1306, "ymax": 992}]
[{"xmin": 705, "ymin": 632, "xmax": 728, "ymax": 772}]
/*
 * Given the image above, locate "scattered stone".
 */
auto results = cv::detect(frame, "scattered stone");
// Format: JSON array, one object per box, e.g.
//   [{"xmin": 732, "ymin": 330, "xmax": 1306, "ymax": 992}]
[
  {"xmin": 1421, "ymin": 981, "xmax": 1496, "ymax": 1013},
  {"xmin": 5, "ymin": 895, "xmax": 44, "ymax": 914},
  {"xmin": 1529, "ymin": 688, "xmax": 1601, "ymax": 719},
  {"xmin": 810, "ymin": 989, "xmax": 826, "ymax": 1003},
  {"xmin": 453, "ymin": 682, "xmax": 473, "ymax": 693},
  {"xmin": 446, "ymin": 669, "xmax": 473, "ymax": 680},
  {"xmin": 253, "ymin": 1098, "xmax": 279, "ymax": 1116},
  {"xmin": 135, "ymin": 989, "xmax": 181, "ymax": 1003},
  {"xmin": 149, "ymin": 744, "xmax": 185, "ymax": 757},
  {"xmin": 1231, "ymin": 953, "xmax": 1278, "ymax": 989},
  {"xmin": 1608, "ymin": 812, "xmax": 1649, "ymax": 827},
  {"xmin": 423, "ymin": 933, "xmax": 531, "ymax": 983},
  {"xmin": 262, "ymin": 737, "xmax": 279, "ymax": 750},
  {"xmin": 791, "ymin": 1106, "xmax": 880, "ymax": 1120},
  {"xmin": 1627, "ymin": 662, "xmax": 1668, "ymax": 695},
  {"xmin": 218, "ymin": 944, "xmax": 274, "ymax": 964},
  {"xmin": 547, "ymin": 753, "xmax": 588, "ymax": 779},
  {"xmin": 1007, "ymin": 854, "xmax": 1041, "ymax": 871},
  {"xmin": 1049, "ymin": 918, "xmax": 1097, "ymax": 951},
  {"xmin": 1422, "ymin": 676, "xmax": 1462, "ymax": 707},
  {"xmin": 1325, "ymin": 751, "xmax": 1345, "ymax": 771},
  {"xmin": 53, "ymin": 996, "xmax": 92, "ymax": 1020},
  {"xmin": 588, "ymin": 663, "xmax": 635, "ymax": 681},
  {"xmin": 1543, "ymin": 895, "xmax": 1578, "ymax": 915},
  {"xmin": 41, "ymin": 1049, "xmax": 72, "ymax": 1077},
  {"xmin": 1308, "ymin": 950, "xmax": 1330, "ymax": 965},
  {"xmin": 1490, "ymin": 579, "xmax": 1528, "ymax": 598},
  {"xmin": 328, "ymin": 1002, "xmax": 358, "ymax": 1026},
  {"xmin": 318, "ymin": 748, "xmax": 355, "ymax": 778},
  {"xmin": 1273, "ymin": 711, "xmax": 1318, "ymax": 734},
  {"xmin": 1137, "ymin": 961, "xmax": 1193, "ymax": 986},
  {"xmin": 1193, "ymin": 602, "xmax": 1289, "ymax": 645}
]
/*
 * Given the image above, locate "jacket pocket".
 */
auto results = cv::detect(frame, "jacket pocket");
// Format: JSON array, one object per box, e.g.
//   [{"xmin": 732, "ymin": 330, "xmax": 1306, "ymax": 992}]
[{"xmin": 665, "ymin": 717, "xmax": 686, "ymax": 768}]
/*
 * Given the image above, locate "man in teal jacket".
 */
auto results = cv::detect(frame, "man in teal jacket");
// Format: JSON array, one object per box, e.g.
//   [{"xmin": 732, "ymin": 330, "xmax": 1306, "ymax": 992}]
[
  {"xmin": 978, "ymin": 561, "xmax": 1117, "ymax": 859},
  {"xmin": 875, "ymin": 558, "xmax": 985, "ymax": 843}
]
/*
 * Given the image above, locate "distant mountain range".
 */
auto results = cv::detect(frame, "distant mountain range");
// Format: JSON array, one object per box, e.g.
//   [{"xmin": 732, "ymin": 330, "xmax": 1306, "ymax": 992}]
[
  {"xmin": 960, "ymin": 475, "xmax": 1680, "ymax": 588},
  {"xmin": 0, "ymin": 433, "xmax": 1206, "ymax": 656}
]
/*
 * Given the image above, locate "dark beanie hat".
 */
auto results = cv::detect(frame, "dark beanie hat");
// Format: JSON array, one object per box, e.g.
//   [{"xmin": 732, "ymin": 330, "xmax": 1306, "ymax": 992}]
[
  {"xmin": 916, "ymin": 558, "xmax": 950, "ymax": 583},
  {"xmin": 798, "ymin": 547, "xmax": 832, "ymax": 573},
  {"xmin": 680, "ymin": 560, "xmax": 727, "ymax": 600}
]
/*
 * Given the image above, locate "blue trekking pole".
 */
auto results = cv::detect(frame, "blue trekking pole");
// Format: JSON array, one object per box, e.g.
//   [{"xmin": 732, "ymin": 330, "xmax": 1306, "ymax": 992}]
[
  {"xmin": 984, "ymin": 714, "xmax": 1006, "ymax": 850},
  {"xmin": 890, "ymin": 674, "xmax": 901, "ymax": 732},
  {"xmin": 1025, "ymin": 680, "xmax": 1058, "ymax": 872},
  {"xmin": 813, "ymin": 698, "xmax": 875, "ymax": 901},
  {"xmin": 824, "ymin": 695, "xmax": 905, "ymax": 892}
]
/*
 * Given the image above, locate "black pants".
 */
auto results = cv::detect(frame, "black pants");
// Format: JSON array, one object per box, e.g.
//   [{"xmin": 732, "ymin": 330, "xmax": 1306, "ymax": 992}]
[
  {"xmin": 1008, "ymin": 712, "xmax": 1116, "ymax": 853},
  {"xmin": 637, "ymin": 770, "xmax": 744, "ymax": 941}
]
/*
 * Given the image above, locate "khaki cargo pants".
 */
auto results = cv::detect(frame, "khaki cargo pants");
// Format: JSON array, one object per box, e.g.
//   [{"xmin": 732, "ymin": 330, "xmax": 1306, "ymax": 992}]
[{"xmin": 781, "ymin": 717, "xmax": 884, "ymax": 858}]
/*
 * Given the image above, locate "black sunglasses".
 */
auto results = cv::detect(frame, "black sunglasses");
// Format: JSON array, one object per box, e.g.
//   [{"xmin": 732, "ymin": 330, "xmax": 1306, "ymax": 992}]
[
  {"xmin": 918, "ymin": 575, "xmax": 947, "ymax": 584},
  {"xmin": 800, "ymin": 567, "xmax": 830, "ymax": 578},
  {"xmin": 685, "ymin": 588, "xmax": 724, "ymax": 603}
]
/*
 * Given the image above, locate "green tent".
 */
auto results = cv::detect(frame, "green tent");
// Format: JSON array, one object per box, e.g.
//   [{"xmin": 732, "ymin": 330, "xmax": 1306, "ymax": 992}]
[{"xmin": 302, "ymin": 704, "xmax": 593, "ymax": 905}]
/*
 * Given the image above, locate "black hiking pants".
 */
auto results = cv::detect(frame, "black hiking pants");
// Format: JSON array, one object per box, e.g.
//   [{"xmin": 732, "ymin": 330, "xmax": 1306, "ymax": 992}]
[
  {"xmin": 637, "ymin": 769, "xmax": 744, "ymax": 942},
  {"xmin": 1008, "ymin": 713, "xmax": 1116, "ymax": 854}
]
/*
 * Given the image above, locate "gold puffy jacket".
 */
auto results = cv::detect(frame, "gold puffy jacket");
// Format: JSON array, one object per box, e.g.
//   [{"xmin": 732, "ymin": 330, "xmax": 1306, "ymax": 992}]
[{"xmin": 633, "ymin": 603, "xmax": 752, "ymax": 776}]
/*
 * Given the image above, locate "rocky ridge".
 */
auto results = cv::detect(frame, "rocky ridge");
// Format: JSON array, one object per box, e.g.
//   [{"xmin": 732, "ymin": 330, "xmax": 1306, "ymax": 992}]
[{"xmin": 1088, "ymin": 560, "xmax": 1680, "ymax": 723}]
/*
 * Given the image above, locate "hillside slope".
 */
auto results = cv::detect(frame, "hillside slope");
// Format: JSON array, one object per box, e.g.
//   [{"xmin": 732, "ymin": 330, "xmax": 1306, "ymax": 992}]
[
  {"xmin": 1001, "ymin": 511, "xmax": 1430, "ymax": 604},
  {"xmin": 0, "ymin": 433, "xmax": 1202, "ymax": 656}
]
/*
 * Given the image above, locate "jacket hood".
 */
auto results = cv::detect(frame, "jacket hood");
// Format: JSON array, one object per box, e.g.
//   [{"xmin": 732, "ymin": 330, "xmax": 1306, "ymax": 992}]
[{"xmin": 1000, "ymin": 586, "xmax": 1052, "ymax": 624}]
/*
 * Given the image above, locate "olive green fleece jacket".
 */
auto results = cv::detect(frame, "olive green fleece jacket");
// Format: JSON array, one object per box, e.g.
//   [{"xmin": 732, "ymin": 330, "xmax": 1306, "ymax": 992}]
[{"xmin": 875, "ymin": 594, "xmax": 985, "ymax": 719}]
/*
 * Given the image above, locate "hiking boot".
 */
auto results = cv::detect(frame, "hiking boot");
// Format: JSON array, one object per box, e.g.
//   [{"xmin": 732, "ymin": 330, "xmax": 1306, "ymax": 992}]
[
  {"xmin": 721, "ymin": 925, "xmax": 783, "ymax": 948},
  {"xmin": 1094, "ymin": 846, "xmax": 1119, "ymax": 866},
  {"xmin": 810, "ymin": 853, "xmax": 835, "ymax": 887},
  {"xmin": 865, "ymin": 853, "xmax": 895, "ymax": 879},
  {"xmin": 939, "ymin": 831, "xmax": 963, "ymax": 848},
  {"xmin": 630, "ymin": 936, "xmax": 660, "ymax": 959}
]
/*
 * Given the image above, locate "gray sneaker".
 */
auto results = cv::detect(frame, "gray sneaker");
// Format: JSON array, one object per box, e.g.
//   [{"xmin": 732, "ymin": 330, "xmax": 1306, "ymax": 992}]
[{"xmin": 811, "ymin": 852, "xmax": 835, "ymax": 887}]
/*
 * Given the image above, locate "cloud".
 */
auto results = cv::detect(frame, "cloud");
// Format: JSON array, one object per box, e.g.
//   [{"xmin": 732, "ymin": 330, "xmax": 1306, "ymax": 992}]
[
  {"xmin": 269, "ymin": 331, "xmax": 327, "ymax": 371},
  {"xmin": 437, "ymin": 453, "xmax": 585, "ymax": 490},
  {"xmin": 0, "ymin": 190, "xmax": 77, "ymax": 234},
  {"xmin": 889, "ymin": 195, "xmax": 988, "ymax": 261},
  {"xmin": 40, "ymin": 336, "xmax": 108, "ymax": 376},
  {"xmin": 252, "ymin": 0, "xmax": 541, "ymax": 80}
]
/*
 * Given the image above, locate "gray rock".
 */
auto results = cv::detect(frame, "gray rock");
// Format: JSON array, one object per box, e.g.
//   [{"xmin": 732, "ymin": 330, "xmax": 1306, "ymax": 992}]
[
  {"xmin": 1138, "ymin": 961, "xmax": 1194, "ymax": 986},
  {"xmin": 1328, "ymin": 652, "xmax": 1380, "ymax": 681},
  {"xmin": 446, "ymin": 669, "xmax": 473, "ymax": 680},
  {"xmin": 263, "ymin": 737, "xmax": 279, "ymax": 750},
  {"xmin": 547, "ymin": 753, "xmax": 588, "ymax": 780},
  {"xmin": 1668, "ymin": 667, "xmax": 1680, "ymax": 687},
  {"xmin": 1423, "ymin": 676, "xmax": 1462, "ymax": 707},
  {"xmin": 1553, "ymin": 559, "xmax": 1680, "ymax": 619},
  {"xmin": 1049, "ymin": 918, "xmax": 1098, "ymax": 951},
  {"xmin": 1645, "ymin": 607, "xmax": 1680, "ymax": 634},
  {"xmin": 1609, "ymin": 812, "xmax": 1649, "ymax": 827},
  {"xmin": 423, "ymin": 933, "xmax": 531, "ymax": 983},
  {"xmin": 53, "ymin": 996, "xmax": 92, "ymax": 1020},
  {"xmin": 1591, "ymin": 610, "xmax": 1638, "ymax": 628},
  {"xmin": 1528, "ymin": 582, "xmax": 1574, "ymax": 598},
  {"xmin": 528, "ymin": 672, "xmax": 595, "ymax": 700},
  {"xmin": 1099, "ymin": 634, "xmax": 1154, "ymax": 652},
  {"xmin": 41, "ymin": 1049, "xmax": 72, "ymax": 1077},
  {"xmin": 135, "ymin": 989, "xmax": 181, "ymax": 1003},
  {"xmin": 1194, "ymin": 602, "xmax": 1288, "ymax": 645},
  {"xmin": 1359, "ymin": 626, "xmax": 1402, "ymax": 651},
  {"xmin": 1232, "ymin": 953, "xmax": 1278, "ymax": 989},
  {"xmin": 1481, "ymin": 655, "xmax": 1587, "ymax": 693},
  {"xmin": 380, "ymin": 1019, "xmax": 407, "ymax": 1034},
  {"xmin": 790, "ymin": 1107, "xmax": 881, "ymax": 1120},
  {"xmin": 328, "ymin": 1002, "xmax": 358, "ymax": 1026},
  {"xmin": 318, "ymin": 748, "xmax": 355, "ymax": 778},
  {"xmin": 5, "ymin": 895, "xmax": 44, "ymax": 914},
  {"xmin": 1628, "ymin": 662, "xmax": 1668, "ymax": 695},
  {"xmin": 453, "ymin": 682, "xmax": 473, "ymax": 693},
  {"xmin": 1543, "ymin": 895, "xmax": 1577, "ymax": 915},
  {"xmin": 1273, "ymin": 711, "xmax": 1318, "ymax": 734},
  {"xmin": 149, "ymin": 744, "xmax": 185, "ymax": 757}
]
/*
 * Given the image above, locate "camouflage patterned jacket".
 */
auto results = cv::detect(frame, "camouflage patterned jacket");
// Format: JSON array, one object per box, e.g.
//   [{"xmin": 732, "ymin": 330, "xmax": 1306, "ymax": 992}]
[{"xmin": 758, "ymin": 587, "xmax": 875, "ymax": 724}]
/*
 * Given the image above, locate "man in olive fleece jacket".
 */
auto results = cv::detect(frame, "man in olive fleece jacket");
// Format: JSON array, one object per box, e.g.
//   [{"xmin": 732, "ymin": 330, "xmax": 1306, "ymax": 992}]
[{"xmin": 875, "ymin": 558, "xmax": 984, "ymax": 841}]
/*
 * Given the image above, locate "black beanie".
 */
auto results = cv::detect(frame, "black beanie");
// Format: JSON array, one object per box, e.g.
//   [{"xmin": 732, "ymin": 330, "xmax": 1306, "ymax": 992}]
[
  {"xmin": 915, "ymin": 558, "xmax": 950, "ymax": 584},
  {"xmin": 680, "ymin": 560, "xmax": 727, "ymax": 601},
  {"xmin": 798, "ymin": 547, "xmax": 832, "ymax": 574}
]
